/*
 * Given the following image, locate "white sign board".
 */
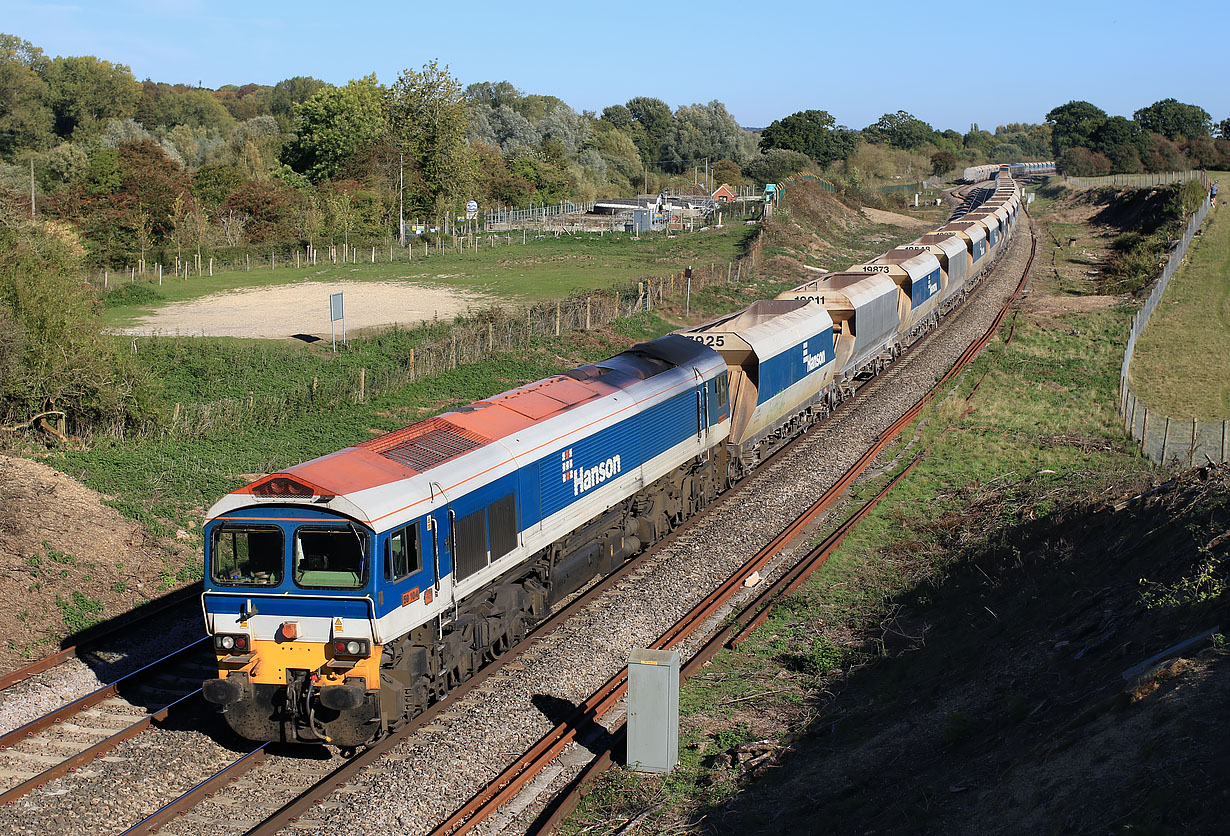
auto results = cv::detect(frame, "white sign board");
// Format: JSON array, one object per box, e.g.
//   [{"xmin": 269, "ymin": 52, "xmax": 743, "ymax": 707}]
[{"xmin": 329, "ymin": 292, "xmax": 344, "ymax": 322}]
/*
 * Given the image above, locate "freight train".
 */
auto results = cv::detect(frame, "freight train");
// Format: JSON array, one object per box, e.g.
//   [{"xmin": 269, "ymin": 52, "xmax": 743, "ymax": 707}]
[{"xmin": 201, "ymin": 167, "xmax": 1025, "ymax": 747}]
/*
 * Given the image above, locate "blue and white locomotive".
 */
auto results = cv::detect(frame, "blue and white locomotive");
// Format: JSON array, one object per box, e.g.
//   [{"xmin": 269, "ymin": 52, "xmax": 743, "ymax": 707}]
[{"xmin": 202, "ymin": 169, "xmax": 1025, "ymax": 747}]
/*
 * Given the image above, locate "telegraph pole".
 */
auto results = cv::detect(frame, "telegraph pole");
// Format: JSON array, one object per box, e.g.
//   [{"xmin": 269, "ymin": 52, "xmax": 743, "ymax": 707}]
[
  {"xmin": 399, "ymin": 154, "xmax": 405, "ymax": 246},
  {"xmin": 30, "ymin": 158, "xmax": 35, "ymax": 218}
]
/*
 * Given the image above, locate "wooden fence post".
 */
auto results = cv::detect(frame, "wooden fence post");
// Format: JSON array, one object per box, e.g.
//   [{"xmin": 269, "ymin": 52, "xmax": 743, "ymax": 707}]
[
  {"xmin": 1160, "ymin": 416, "xmax": 1171, "ymax": 463},
  {"xmin": 586, "ymin": 297, "xmax": 591, "ymax": 330},
  {"xmin": 359, "ymin": 368, "xmax": 366, "ymax": 402},
  {"xmin": 555, "ymin": 301, "xmax": 561, "ymax": 336},
  {"xmin": 1190, "ymin": 420, "xmax": 1198, "ymax": 467}
]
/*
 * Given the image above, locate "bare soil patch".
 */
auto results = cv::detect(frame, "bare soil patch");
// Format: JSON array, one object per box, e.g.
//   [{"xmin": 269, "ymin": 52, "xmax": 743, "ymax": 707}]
[
  {"xmin": 0, "ymin": 455, "xmax": 190, "ymax": 672},
  {"xmin": 112, "ymin": 280, "xmax": 491, "ymax": 340},
  {"xmin": 861, "ymin": 206, "xmax": 931, "ymax": 229}
]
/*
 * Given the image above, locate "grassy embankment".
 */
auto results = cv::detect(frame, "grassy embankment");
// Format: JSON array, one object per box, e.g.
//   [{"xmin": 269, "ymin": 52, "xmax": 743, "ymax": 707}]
[
  {"xmin": 557, "ymin": 186, "xmax": 1230, "ymax": 833},
  {"xmin": 1128, "ymin": 171, "xmax": 1230, "ymax": 418},
  {"xmin": 51, "ymin": 189, "xmax": 931, "ymax": 590}
]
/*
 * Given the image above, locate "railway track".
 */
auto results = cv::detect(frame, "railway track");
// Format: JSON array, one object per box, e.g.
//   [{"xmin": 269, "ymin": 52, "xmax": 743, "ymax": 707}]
[
  {"xmin": 430, "ymin": 221, "xmax": 1040, "ymax": 836},
  {"xmin": 0, "ymin": 193, "xmax": 1031, "ymax": 836},
  {"xmin": 0, "ymin": 638, "xmax": 215, "ymax": 806},
  {"xmin": 138, "ymin": 209, "xmax": 1035, "ymax": 836}
]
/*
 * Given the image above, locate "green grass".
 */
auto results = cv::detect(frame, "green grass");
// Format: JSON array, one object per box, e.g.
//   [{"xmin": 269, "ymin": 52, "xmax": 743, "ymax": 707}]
[
  {"xmin": 1128, "ymin": 172, "xmax": 1230, "ymax": 418},
  {"xmin": 561, "ymin": 224, "xmax": 1157, "ymax": 834},
  {"xmin": 100, "ymin": 227, "xmax": 753, "ymax": 327}
]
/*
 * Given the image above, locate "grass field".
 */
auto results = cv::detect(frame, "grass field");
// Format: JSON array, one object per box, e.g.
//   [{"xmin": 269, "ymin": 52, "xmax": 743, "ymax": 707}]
[
  {"xmin": 100, "ymin": 225, "xmax": 756, "ymax": 328},
  {"xmin": 1128, "ymin": 171, "xmax": 1230, "ymax": 418}
]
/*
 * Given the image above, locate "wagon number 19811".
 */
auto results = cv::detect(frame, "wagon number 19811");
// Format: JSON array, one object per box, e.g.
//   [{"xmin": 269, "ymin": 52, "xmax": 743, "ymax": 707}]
[{"xmin": 686, "ymin": 334, "xmax": 726, "ymax": 347}]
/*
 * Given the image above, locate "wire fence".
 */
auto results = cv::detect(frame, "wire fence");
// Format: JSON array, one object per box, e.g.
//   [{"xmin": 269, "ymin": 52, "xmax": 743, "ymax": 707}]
[
  {"xmin": 145, "ymin": 232, "xmax": 767, "ymax": 441},
  {"xmin": 485, "ymin": 201, "xmax": 596, "ymax": 227},
  {"xmin": 87, "ymin": 231, "xmax": 626, "ymax": 289},
  {"xmin": 1066, "ymin": 170, "xmax": 1209, "ymax": 189},
  {"xmin": 1119, "ymin": 193, "xmax": 1220, "ymax": 465}
]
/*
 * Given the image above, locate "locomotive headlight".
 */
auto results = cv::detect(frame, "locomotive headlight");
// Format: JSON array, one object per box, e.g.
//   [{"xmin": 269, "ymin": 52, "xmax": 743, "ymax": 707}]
[
  {"xmin": 332, "ymin": 639, "xmax": 371, "ymax": 657},
  {"xmin": 214, "ymin": 633, "xmax": 251, "ymax": 653}
]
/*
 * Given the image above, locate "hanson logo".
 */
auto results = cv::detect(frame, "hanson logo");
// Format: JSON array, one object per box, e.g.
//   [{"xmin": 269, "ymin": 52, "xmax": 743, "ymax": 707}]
[
  {"xmin": 561, "ymin": 448, "xmax": 623, "ymax": 497},
  {"xmin": 802, "ymin": 340, "xmax": 827, "ymax": 373}
]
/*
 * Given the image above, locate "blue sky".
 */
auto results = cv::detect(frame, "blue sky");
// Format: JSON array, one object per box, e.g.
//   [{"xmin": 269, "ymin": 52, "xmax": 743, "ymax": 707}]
[{"xmin": 6, "ymin": 0, "xmax": 1227, "ymax": 132}]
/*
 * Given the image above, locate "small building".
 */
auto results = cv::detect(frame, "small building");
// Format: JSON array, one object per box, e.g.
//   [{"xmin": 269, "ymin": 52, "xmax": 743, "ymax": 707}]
[{"xmin": 712, "ymin": 183, "xmax": 736, "ymax": 203}]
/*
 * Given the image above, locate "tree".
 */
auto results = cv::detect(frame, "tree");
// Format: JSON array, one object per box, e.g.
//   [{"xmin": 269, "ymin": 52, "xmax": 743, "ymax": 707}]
[
  {"xmin": 192, "ymin": 163, "xmax": 244, "ymax": 209},
  {"xmin": 624, "ymin": 96, "xmax": 675, "ymax": 166},
  {"xmin": 283, "ymin": 74, "xmax": 387, "ymax": 182},
  {"xmin": 464, "ymin": 80, "xmax": 521, "ymax": 110},
  {"xmin": 600, "ymin": 105, "xmax": 634, "ymax": 130},
  {"xmin": 671, "ymin": 101, "xmax": 756, "ymax": 166},
  {"xmin": 268, "ymin": 76, "xmax": 328, "ymax": 131},
  {"xmin": 1133, "ymin": 98, "xmax": 1211, "ymax": 141},
  {"xmin": 930, "ymin": 150, "xmax": 957, "ymax": 176},
  {"xmin": 1045, "ymin": 101, "xmax": 1107, "ymax": 156},
  {"xmin": 41, "ymin": 55, "xmax": 140, "ymax": 139},
  {"xmin": 386, "ymin": 61, "xmax": 474, "ymax": 215},
  {"xmin": 0, "ymin": 34, "xmax": 53, "ymax": 157},
  {"xmin": 1091, "ymin": 115, "xmax": 1146, "ymax": 155},
  {"xmin": 742, "ymin": 148, "xmax": 811, "ymax": 184},
  {"xmin": 221, "ymin": 180, "xmax": 294, "ymax": 243},
  {"xmin": 148, "ymin": 85, "xmax": 235, "ymax": 132},
  {"xmin": 1055, "ymin": 147, "xmax": 1111, "ymax": 176},
  {"xmin": 864, "ymin": 111, "xmax": 935, "ymax": 151},
  {"xmin": 117, "ymin": 138, "xmax": 191, "ymax": 238},
  {"xmin": 759, "ymin": 109, "xmax": 858, "ymax": 167},
  {"xmin": 0, "ymin": 196, "xmax": 155, "ymax": 430}
]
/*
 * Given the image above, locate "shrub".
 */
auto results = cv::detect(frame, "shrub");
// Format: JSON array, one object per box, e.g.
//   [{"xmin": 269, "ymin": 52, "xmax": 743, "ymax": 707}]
[{"xmin": 0, "ymin": 196, "xmax": 160, "ymax": 432}]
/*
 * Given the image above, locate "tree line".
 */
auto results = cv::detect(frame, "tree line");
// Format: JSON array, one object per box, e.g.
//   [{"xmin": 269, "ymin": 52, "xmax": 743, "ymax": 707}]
[{"xmin": 1044, "ymin": 99, "xmax": 1230, "ymax": 176}]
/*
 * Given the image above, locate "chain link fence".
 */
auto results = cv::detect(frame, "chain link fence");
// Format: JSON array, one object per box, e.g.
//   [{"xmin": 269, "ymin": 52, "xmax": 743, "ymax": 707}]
[{"xmin": 1119, "ymin": 190, "xmax": 1219, "ymax": 465}]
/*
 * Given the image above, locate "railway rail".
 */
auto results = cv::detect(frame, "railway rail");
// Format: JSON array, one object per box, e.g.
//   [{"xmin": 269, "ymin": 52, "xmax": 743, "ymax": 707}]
[
  {"xmin": 131, "ymin": 207, "xmax": 1034, "ymax": 836},
  {"xmin": 432, "ymin": 222, "xmax": 1039, "ymax": 836},
  {"xmin": 0, "ymin": 638, "xmax": 214, "ymax": 805},
  {"xmin": 0, "ymin": 181, "xmax": 1030, "ymax": 836}
]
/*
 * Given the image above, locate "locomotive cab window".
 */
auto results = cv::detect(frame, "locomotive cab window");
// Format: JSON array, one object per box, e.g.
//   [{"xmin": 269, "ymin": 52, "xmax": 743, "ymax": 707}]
[
  {"xmin": 294, "ymin": 526, "xmax": 368, "ymax": 589},
  {"xmin": 385, "ymin": 524, "xmax": 422, "ymax": 582},
  {"xmin": 211, "ymin": 524, "xmax": 283, "ymax": 587}
]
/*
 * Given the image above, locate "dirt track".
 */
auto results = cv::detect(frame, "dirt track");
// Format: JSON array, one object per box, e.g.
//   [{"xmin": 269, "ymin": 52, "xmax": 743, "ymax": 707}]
[{"xmin": 112, "ymin": 280, "xmax": 489, "ymax": 340}]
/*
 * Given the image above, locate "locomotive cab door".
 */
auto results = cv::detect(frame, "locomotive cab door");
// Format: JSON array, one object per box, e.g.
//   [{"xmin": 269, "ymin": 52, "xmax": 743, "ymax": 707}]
[{"xmin": 693, "ymin": 368, "xmax": 710, "ymax": 446}]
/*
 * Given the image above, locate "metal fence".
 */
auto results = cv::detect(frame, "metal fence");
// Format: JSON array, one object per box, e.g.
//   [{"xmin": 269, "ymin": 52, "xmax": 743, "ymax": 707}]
[
  {"xmin": 1119, "ymin": 193, "xmax": 1219, "ymax": 464},
  {"xmin": 485, "ymin": 201, "xmax": 595, "ymax": 227},
  {"xmin": 1066, "ymin": 170, "xmax": 1209, "ymax": 189}
]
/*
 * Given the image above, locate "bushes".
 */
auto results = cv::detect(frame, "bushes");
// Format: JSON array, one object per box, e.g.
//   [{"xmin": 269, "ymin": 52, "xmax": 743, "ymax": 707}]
[{"xmin": 0, "ymin": 197, "xmax": 159, "ymax": 433}]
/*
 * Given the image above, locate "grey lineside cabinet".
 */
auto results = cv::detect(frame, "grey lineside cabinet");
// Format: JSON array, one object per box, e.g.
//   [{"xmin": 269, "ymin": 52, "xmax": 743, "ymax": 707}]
[{"xmin": 627, "ymin": 648, "xmax": 680, "ymax": 773}]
